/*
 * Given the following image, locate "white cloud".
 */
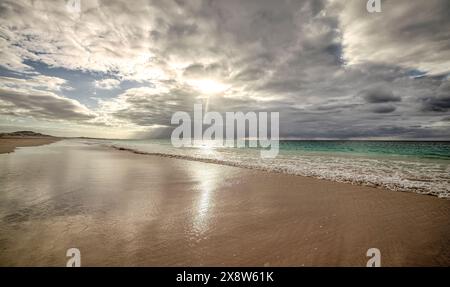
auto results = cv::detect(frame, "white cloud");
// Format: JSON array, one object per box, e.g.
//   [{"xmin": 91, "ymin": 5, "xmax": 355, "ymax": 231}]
[
  {"xmin": 0, "ymin": 75, "xmax": 70, "ymax": 91},
  {"xmin": 0, "ymin": 86, "xmax": 94, "ymax": 121},
  {"xmin": 336, "ymin": 0, "xmax": 450, "ymax": 75},
  {"xmin": 94, "ymin": 78, "xmax": 120, "ymax": 90}
]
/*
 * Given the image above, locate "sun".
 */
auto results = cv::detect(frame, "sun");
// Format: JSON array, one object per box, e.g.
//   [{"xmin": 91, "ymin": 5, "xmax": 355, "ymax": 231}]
[{"xmin": 188, "ymin": 79, "xmax": 229, "ymax": 95}]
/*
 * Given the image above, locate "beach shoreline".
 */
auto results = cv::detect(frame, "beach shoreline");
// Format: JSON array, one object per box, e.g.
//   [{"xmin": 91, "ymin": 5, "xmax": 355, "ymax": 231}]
[
  {"xmin": 0, "ymin": 137, "xmax": 61, "ymax": 154},
  {"xmin": 107, "ymin": 144, "xmax": 450, "ymax": 199},
  {"xmin": 0, "ymin": 140, "xmax": 449, "ymax": 266},
  {"xmin": 104, "ymin": 141, "xmax": 450, "ymax": 199}
]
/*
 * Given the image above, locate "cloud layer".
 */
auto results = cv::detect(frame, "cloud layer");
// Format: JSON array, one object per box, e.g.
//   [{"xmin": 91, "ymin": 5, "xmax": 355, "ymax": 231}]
[{"xmin": 0, "ymin": 0, "xmax": 449, "ymax": 139}]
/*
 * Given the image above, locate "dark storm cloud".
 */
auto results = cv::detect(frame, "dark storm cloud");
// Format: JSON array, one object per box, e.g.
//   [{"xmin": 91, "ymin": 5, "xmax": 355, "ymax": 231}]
[
  {"xmin": 420, "ymin": 81, "xmax": 450, "ymax": 112},
  {"xmin": 421, "ymin": 96, "xmax": 450, "ymax": 112},
  {"xmin": 370, "ymin": 105, "xmax": 397, "ymax": 114},
  {"xmin": 359, "ymin": 86, "xmax": 401, "ymax": 103},
  {"xmin": 278, "ymin": 119, "xmax": 450, "ymax": 140}
]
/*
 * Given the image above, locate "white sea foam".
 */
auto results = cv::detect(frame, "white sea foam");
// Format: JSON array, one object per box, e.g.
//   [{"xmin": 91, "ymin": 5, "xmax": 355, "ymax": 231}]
[{"xmin": 95, "ymin": 139, "xmax": 450, "ymax": 198}]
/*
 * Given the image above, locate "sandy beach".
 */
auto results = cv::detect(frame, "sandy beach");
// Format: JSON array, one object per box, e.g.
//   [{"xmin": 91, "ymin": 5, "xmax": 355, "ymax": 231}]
[
  {"xmin": 0, "ymin": 137, "xmax": 61, "ymax": 154},
  {"xmin": 0, "ymin": 140, "xmax": 449, "ymax": 266}
]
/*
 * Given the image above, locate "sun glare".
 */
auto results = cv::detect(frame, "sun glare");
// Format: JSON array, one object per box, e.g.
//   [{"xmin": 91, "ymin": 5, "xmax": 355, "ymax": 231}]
[{"xmin": 188, "ymin": 79, "xmax": 229, "ymax": 95}]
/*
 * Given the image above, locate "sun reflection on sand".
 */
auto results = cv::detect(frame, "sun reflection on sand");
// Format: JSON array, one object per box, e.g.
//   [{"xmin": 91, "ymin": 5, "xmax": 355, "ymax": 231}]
[{"xmin": 191, "ymin": 165, "xmax": 219, "ymax": 239}]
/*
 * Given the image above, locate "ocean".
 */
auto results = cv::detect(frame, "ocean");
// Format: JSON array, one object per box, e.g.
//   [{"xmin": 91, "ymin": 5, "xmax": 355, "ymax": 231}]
[{"xmin": 96, "ymin": 139, "xmax": 450, "ymax": 198}]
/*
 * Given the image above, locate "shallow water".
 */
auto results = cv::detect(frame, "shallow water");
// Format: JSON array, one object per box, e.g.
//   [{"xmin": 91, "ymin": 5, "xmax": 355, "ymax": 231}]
[
  {"xmin": 0, "ymin": 140, "xmax": 242, "ymax": 265},
  {"xmin": 105, "ymin": 139, "xmax": 450, "ymax": 198}
]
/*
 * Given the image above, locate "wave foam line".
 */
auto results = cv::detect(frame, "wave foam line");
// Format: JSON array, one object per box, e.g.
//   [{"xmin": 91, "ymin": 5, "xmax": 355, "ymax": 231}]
[{"xmin": 103, "ymin": 144, "xmax": 449, "ymax": 199}]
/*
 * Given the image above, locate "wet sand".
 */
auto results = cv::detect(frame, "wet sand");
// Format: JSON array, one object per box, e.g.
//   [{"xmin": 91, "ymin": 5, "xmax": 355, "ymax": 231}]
[
  {"xmin": 0, "ymin": 140, "xmax": 449, "ymax": 266},
  {"xmin": 0, "ymin": 137, "xmax": 60, "ymax": 154}
]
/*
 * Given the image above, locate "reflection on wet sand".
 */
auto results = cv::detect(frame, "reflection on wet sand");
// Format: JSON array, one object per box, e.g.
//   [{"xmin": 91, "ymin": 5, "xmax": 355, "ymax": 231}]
[
  {"xmin": 0, "ymin": 140, "xmax": 449, "ymax": 266},
  {"xmin": 0, "ymin": 140, "xmax": 239, "ymax": 266},
  {"xmin": 191, "ymin": 155, "xmax": 222, "ymax": 239}
]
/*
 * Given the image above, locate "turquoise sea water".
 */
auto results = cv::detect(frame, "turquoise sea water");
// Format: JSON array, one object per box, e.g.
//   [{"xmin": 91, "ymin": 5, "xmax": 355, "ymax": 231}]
[
  {"xmin": 94, "ymin": 139, "xmax": 450, "ymax": 198},
  {"xmin": 279, "ymin": 140, "xmax": 450, "ymax": 159}
]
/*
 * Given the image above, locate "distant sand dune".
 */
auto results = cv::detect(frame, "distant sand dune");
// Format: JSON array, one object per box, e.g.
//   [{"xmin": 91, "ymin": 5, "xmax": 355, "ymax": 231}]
[{"xmin": 0, "ymin": 138, "xmax": 60, "ymax": 154}]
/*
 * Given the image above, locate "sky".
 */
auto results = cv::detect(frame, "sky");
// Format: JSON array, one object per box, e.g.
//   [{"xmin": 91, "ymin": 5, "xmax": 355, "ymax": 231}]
[{"xmin": 0, "ymin": 0, "xmax": 449, "ymax": 139}]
